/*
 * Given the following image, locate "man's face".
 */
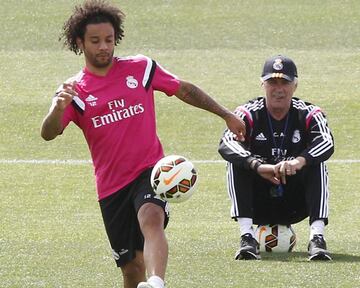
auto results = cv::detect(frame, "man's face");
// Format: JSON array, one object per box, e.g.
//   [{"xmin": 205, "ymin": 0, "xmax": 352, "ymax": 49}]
[
  {"xmin": 263, "ymin": 78, "xmax": 297, "ymax": 111},
  {"xmin": 78, "ymin": 22, "xmax": 115, "ymax": 69}
]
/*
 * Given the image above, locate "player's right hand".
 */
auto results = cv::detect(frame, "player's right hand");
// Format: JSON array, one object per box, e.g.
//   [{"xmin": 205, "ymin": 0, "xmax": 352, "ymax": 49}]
[
  {"xmin": 53, "ymin": 81, "xmax": 78, "ymax": 111},
  {"xmin": 224, "ymin": 113, "xmax": 246, "ymax": 142}
]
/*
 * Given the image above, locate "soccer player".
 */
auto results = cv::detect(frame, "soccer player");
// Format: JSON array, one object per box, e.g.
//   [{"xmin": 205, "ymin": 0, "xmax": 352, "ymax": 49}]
[
  {"xmin": 218, "ymin": 55, "xmax": 334, "ymax": 261},
  {"xmin": 40, "ymin": 1, "xmax": 245, "ymax": 288}
]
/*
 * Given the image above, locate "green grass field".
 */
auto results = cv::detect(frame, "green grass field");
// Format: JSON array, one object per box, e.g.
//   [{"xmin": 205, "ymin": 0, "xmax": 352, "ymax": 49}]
[{"xmin": 1, "ymin": 0, "xmax": 360, "ymax": 287}]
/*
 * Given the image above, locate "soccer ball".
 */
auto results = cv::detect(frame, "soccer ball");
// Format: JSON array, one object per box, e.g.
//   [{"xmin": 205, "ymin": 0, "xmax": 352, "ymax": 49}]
[
  {"xmin": 255, "ymin": 224, "xmax": 296, "ymax": 253},
  {"xmin": 150, "ymin": 155, "xmax": 198, "ymax": 203}
]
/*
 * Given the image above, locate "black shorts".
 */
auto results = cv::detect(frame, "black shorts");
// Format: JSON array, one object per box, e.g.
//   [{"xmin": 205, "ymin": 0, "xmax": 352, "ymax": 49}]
[
  {"xmin": 251, "ymin": 172, "xmax": 308, "ymax": 225},
  {"xmin": 99, "ymin": 167, "xmax": 170, "ymax": 267}
]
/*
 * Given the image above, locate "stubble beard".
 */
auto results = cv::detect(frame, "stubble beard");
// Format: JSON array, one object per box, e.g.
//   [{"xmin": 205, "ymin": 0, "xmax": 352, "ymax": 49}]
[
  {"xmin": 94, "ymin": 52, "xmax": 114, "ymax": 68},
  {"xmin": 86, "ymin": 50, "xmax": 114, "ymax": 69}
]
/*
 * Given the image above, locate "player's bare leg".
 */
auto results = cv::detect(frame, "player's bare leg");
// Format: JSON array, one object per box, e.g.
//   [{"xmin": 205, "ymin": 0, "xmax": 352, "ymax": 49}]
[
  {"xmin": 120, "ymin": 250, "xmax": 146, "ymax": 288},
  {"xmin": 137, "ymin": 203, "xmax": 167, "ymax": 284}
]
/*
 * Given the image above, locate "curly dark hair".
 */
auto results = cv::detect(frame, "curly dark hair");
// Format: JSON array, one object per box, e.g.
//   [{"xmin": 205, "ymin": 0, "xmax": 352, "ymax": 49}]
[{"xmin": 60, "ymin": 0, "xmax": 125, "ymax": 55}]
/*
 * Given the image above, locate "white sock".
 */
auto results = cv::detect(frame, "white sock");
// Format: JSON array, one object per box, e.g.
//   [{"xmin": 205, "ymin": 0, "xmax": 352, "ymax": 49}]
[
  {"xmin": 237, "ymin": 217, "xmax": 255, "ymax": 238},
  {"xmin": 147, "ymin": 275, "xmax": 165, "ymax": 288},
  {"xmin": 310, "ymin": 220, "xmax": 325, "ymax": 240}
]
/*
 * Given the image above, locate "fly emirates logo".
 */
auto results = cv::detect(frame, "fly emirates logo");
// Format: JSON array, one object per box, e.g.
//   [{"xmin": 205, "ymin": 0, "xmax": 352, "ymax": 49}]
[{"xmin": 91, "ymin": 99, "xmax": 144, "ymax": 128}]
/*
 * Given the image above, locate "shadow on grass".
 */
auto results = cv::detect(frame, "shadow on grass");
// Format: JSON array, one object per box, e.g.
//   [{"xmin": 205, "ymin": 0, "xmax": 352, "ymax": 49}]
[
  {"xmin": 329, "ymin": 253, "xmax": 360, "ymax": 262},
  {"xmin": 260, "ymin": 251, "xmax": 360, "ymax": 262}
]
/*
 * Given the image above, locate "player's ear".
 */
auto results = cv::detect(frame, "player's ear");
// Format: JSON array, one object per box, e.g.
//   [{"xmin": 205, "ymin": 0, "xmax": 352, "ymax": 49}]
[
  {"xmin": 293, "ymin": 78, "xmax": 298, "ymax": 91},
  {"xmin": 260, "ymin": 77, "xmax": 265, "ymax": 88},
  {"xmin": 76, "ymin": 37, "xmax": 84, "ymax": 51}
]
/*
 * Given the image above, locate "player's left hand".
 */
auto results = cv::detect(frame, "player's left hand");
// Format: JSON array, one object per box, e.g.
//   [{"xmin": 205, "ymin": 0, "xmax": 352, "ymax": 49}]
[
  {"xmin": 224, "ymin": 113, "xmax": 246, "ymax": 142},
  {"xmin": 275, "ymin": 157, "xmax": 306, "ymax": 184}
]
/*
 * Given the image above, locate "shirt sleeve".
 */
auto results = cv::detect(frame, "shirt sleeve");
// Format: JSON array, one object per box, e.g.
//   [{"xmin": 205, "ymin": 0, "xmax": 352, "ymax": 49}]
[
  {"xmin": 299, "ymin": 108, "xmax": 334, "ymax": 165},
  {"xmin": 151, "ymin": 62, "xmax": 181, "ymax": 96}
]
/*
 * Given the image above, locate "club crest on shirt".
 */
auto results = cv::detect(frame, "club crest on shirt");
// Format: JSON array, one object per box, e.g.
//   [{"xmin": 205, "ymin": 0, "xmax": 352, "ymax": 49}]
[
  {"xmin": 126, "ymin": 76, "xmax": 138, "ymax": 89},
  {"xmin": 292, "ymin": 129, "xmax": 301, "ymax": 143}
]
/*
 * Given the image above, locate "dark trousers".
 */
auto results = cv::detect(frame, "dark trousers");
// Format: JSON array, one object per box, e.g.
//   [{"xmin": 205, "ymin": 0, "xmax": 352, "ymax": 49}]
[{"xmin": 226, "ymin": 162, "xmax": 329, "ymax": 225}]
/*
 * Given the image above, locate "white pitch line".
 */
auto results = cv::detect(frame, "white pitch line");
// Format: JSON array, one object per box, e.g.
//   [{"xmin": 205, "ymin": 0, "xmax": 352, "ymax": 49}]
[{"xmin": 0, "ymin": 159, "xmax": 359, "ymax": 165}]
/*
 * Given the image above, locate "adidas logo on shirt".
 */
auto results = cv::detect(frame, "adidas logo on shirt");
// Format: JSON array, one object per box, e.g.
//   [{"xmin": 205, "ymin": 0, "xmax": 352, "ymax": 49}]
[
  {"xmin": 85, "ymin": 95, "xmax": 98, "ymax": 102},
  {"xmin": 85, "ymin": 94, "xmax": 98, "ymax": 107},
  {"xmin": 255, "ymin": 133, "xmax": 267, "ymax": 141}
]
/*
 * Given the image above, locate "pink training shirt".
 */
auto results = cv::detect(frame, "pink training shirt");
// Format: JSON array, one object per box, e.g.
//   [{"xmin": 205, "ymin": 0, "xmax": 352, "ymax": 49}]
[{"xmin": 59, "ymin": 55, "xmax": 181, "ymax": 200}]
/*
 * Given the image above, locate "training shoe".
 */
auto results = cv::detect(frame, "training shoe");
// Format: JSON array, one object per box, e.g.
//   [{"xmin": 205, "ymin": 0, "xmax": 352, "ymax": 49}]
[
  {"xmin": 308, "ymin": 234, "xmax": 332, "ymax": 261},
  {"xmin": 235, "ymin": 233, "xmax": 261, "ymax": 260},
  {"xmin": 137, "ymin": 282, "xmax": 155, "ymax": 288}
]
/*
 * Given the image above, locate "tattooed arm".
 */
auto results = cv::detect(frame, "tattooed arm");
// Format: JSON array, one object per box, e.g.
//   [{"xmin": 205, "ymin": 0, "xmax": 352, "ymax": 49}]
[{"xmin": 175, "ymin": 80, "xmax": 245, "ymax": 140}]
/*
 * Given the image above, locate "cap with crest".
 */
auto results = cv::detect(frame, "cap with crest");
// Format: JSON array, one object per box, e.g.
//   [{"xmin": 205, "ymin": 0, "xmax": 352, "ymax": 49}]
[{"xmin": 261, "ymin": 55, "xmax": 298, "ymax": 82}]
